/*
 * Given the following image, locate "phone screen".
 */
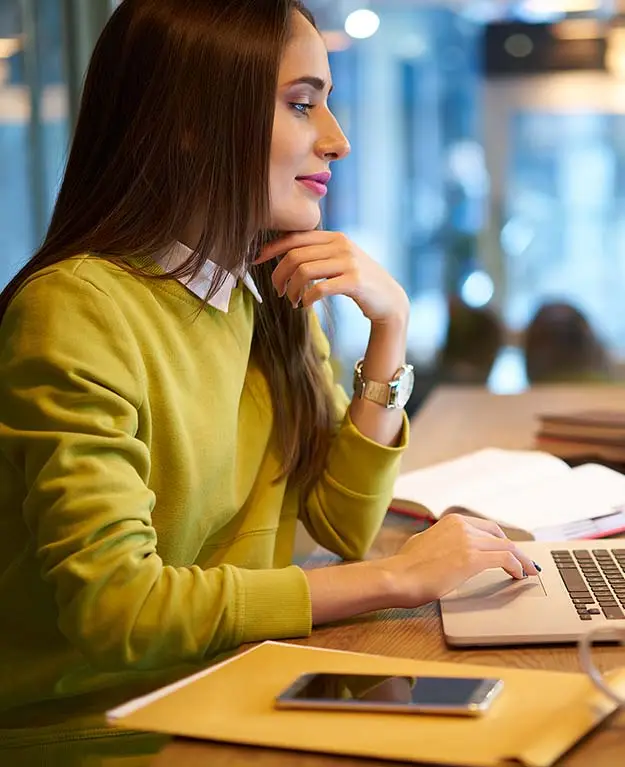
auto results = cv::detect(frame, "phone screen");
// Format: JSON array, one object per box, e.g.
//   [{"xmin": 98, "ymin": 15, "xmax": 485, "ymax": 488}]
[{"xmin": 278, "ymin": 673, "xmax": 501, "ymax": 711}]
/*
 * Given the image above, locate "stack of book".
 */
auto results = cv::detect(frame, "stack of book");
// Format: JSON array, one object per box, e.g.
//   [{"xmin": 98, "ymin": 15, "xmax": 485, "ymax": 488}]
[{"xmin": 535, "ymin": 410, "xmax": 625, "ymax": 470}]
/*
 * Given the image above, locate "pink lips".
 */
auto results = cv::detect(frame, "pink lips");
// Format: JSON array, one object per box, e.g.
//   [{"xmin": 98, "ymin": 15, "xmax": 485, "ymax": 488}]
[{"xmin": 296, "ymin": 171, "xmax": 331, "ymax": 197}]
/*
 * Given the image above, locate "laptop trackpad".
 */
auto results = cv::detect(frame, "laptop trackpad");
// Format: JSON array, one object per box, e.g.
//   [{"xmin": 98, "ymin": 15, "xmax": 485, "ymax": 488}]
[{"xmin": 453, "ymin": 570, "xmax": 547, "ymax": 603}]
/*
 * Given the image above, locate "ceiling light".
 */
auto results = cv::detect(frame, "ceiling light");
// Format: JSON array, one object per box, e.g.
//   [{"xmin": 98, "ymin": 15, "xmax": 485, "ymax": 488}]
[{"xmin": 344, "ymin": 9, "xmax": 380, "ymax": 40}]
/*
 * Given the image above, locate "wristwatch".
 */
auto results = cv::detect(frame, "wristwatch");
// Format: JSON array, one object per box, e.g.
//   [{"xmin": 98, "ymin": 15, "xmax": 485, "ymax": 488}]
[{"xmin": 353, "ymin": 359, "xmax": 415, "ymax": 410}]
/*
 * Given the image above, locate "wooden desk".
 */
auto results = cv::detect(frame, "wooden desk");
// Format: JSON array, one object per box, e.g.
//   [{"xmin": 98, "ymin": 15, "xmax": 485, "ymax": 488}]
[
  {"xmin": 154, "ymin": 385, "xmax": 625, "ymax": 767},
  {"xmin": 402, "ymin": 383, "xmax": 625, "ymax": 472}
]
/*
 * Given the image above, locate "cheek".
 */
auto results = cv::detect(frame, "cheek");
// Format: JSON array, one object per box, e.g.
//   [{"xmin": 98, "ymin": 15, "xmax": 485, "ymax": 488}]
[
  {"xmin": 270, "ymin": 115, "xmax": 308, "ymax": 187},
  {"xmin": 268, "ymin": 111, "xmax": 322, "ymax": 230}
]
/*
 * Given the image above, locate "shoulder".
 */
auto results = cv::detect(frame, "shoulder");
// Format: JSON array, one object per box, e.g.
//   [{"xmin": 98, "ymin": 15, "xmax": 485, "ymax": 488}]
[
  {"xmin": 0, "ymin": 256, "xmax": 146, "ymax": 393},
  {"xmin": 1, "ymin": 256, "xmax": 143, "ymax": 353},
  {"xmin": 3, "ymin": 256, "xmax": 157, "ymax": 334},
  {"xmin": 12, "ymin": 255, "xmax": 136, "ymax": 302}
]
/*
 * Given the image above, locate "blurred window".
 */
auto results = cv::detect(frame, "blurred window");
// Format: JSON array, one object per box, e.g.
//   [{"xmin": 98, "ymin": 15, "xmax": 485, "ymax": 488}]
[{"xmin": 0, "ymin": 0, "xmax": 69, "ymax": 286}]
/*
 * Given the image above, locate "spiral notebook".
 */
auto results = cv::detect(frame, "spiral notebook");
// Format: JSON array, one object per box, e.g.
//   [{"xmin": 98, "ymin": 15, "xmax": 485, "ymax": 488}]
[{"xmin": 108, "ymin": 641, "xmax": 625, "ymax": 767}]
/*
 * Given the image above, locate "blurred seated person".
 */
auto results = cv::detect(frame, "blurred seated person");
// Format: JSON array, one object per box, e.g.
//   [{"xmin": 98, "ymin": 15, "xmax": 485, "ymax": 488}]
[
  {"xmin": 405, "ymin": 297, "xmax": 503, "ymax": 418},
  {"xmin": 524, "ymin": 302, "xmax": 613, "ymax": 384}
]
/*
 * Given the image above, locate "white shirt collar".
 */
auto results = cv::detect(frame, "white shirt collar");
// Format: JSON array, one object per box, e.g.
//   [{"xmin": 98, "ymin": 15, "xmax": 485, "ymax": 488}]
[{"xmin": 156, "ymin": 241, "xmax": 262, "ymax": 313}]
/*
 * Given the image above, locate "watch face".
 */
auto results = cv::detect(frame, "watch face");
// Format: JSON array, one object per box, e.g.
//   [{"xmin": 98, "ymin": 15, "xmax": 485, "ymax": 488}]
[{"xmin": 396, "ymin": 366, "xmax": 415, "ymax": 409}]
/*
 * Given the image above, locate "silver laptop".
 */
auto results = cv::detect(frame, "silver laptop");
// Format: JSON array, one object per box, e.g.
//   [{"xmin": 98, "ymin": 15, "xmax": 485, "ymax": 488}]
[{"xmin": 440, "ymin": 540, "xmax": 625, "ymax": 646}]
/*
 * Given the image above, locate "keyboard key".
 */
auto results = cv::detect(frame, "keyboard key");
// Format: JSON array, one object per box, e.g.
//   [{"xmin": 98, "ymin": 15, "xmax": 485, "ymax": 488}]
[
  {"xmin": 559, "ymin": 569, "xmax": 587, "ymax": 592},
  {"xmin": 602, "ymin": 605, "xmax": 624, "ymax": 619},
  {"xmin": 559, "ymin": 550, "xmax": 625, "ymax": 618}
]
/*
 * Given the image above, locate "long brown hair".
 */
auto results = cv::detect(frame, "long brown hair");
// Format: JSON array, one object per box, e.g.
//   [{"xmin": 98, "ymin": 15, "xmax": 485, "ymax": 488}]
[{"xmin": 0, "ymin": 0, "xmax": 336, "ymax": 498}]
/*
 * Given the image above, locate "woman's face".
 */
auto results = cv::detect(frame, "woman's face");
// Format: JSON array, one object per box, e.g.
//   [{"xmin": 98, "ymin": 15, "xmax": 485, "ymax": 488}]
[{"xmin": 269, "ymin": 13, "xmax": 351, "ymax": 232}]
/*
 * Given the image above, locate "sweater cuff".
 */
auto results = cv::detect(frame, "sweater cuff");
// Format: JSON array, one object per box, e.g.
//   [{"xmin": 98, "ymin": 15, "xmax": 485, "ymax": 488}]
[
  {"xmin": 325, "ymin": 409, "xmax": 410, "ymax": 497},
  {"xmin": 237, "ymin": 566, "xmax": 312, "ymax": 645}
]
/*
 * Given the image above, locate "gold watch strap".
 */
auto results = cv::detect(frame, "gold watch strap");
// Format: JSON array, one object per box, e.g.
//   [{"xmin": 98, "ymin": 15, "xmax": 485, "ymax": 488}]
[
  {"xmin": 362, "ymin": 379, "xmax": 391, "ymax": 407},
  {"xmin": 354, "ymin": 359, "xmax": 394, "ymax": 408}
]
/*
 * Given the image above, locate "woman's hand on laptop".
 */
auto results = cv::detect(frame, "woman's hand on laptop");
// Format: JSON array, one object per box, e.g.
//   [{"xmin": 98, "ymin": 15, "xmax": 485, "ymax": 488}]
[
  {"xmin": 305, "ymin": 514, "xmax": 539, "ymax": 626},
  {"xmin": 383, "ymin": 514, "xmax": 540, "ymax": 607}
]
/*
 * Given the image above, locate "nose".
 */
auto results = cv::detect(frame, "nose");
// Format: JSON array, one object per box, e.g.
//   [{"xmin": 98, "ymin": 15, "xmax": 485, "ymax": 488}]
[{"xmin": 315, "ymin": 111, "xmax": 351, "ymax": 162}]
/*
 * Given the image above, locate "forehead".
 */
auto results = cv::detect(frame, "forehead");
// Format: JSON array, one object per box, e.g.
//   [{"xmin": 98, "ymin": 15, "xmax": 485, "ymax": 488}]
[{"xmin": 279, "ymin": 12, "xmax": 330, "ymax": 82}]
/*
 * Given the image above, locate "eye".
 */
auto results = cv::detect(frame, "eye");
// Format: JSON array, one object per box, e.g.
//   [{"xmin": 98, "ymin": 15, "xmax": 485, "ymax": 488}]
[{"xmin": 289, "ymin": 102, "xmax": 314, "ymax": 116}]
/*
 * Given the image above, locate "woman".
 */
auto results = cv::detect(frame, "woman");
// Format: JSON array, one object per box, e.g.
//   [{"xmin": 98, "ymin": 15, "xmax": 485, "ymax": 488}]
[{"xmin": 0, "ymin": 0, "xmax": 537, "ymax": 741}]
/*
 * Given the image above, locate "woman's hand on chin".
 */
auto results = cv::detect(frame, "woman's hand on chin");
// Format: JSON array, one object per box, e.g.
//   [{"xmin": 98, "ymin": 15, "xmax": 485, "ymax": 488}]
[{"xmin": 254, "ymin": 230, "xmax": 410, "ymax": 326}]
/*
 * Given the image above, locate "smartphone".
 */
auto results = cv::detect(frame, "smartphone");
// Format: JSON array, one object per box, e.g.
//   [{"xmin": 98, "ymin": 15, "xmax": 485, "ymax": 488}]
[{"xmin": 275, "ymin": 672, "xmax": 504, "ymax": 716}]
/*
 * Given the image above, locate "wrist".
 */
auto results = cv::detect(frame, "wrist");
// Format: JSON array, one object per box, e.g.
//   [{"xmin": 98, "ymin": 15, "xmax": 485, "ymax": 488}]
[
  {"xmin": 371, "ymin": 293, "xmax": 410, "ymax": 333},
  {"xmin": 364, "ymin": 558, "xmax": 404, "ymax": 609},
  {"xmin": 362, "ymin": 322, "xmax": 409, "ymax": 384}
]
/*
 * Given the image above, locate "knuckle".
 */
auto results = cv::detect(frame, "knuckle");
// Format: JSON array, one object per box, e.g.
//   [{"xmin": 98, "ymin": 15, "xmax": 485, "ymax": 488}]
[
  {"xmin": 315, "ymin": 280, "xmax": 329, "ymax": 297},
  {"xmin": 289, "ymin": 248, "xmax": 306, "ymax": 265},
  {"xmin": 446, "ymin": 512, "xmax": 464, "ymax": 526},
  {"xmin": 306, "ymin": 285, "xmax": 322, "ymax": 303},
  {"xmin": 295, "ymin": 262, "xmax": 312, "ymax": 281},
  {"xmin": 347, "ymin": 262, "xmax": 360, "ymax": 280}
]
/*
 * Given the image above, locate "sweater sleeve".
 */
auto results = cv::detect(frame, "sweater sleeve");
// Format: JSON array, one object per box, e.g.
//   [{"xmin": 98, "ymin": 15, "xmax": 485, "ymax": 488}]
[
  {"xmin": 0, "ymin": 269, "xmax": 311, "ymax": 673},
  {"xmin": 299, "ymin": 313, "xmax": 409, "ymax": 560}
]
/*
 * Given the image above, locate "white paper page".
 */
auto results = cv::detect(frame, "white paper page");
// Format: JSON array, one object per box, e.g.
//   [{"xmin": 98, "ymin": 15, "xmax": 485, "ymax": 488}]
[
  {"xmin": 472, "ymin": 464, "xmax": 625, "ymax": 532},
  {"xmin": 393, "ymin": 449, "xmax": 568, "ymax": 519}
]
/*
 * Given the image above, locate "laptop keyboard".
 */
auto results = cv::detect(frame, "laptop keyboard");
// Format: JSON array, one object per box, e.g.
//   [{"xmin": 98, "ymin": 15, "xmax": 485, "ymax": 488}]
[{"xmin": 551, "ymin": 549, "xmax": 625, "ymax": 621}]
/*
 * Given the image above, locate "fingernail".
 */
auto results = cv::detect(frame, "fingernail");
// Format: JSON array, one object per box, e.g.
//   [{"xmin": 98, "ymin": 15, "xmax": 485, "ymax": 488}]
[
  {"xmin": 533, "ymin": 561, "xmax": 542, "ymax": 573},
  {"xmin": 292, "ymin": 299, "xmax": 301, "ymax": 309}
]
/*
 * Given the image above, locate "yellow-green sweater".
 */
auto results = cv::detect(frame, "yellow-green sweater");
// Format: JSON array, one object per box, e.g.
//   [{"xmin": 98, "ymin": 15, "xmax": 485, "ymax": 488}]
[{"xmin": 0, "ymin": 255, "xmax": 407, "ymax": 734}]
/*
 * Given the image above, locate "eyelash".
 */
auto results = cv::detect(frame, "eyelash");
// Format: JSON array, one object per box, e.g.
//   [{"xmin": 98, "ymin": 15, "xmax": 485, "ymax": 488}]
[{"xmin": 289, "ymin": 102, "xmax": 314, "ymax": 116}]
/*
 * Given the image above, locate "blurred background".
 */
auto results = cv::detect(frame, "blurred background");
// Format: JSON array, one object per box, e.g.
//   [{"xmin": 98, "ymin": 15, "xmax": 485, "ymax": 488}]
[{"xmin": 2, "ymin": 0, "xmax": 625, "ymax": 408}]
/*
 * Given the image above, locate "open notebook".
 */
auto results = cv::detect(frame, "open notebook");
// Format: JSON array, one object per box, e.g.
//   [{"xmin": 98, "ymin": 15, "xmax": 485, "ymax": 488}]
[
  {"xmin": 108, "ymin": 641, "xmax": 625, "ymax": 767},
  {"xmin": 391, "ymin": 448, "xmax": 625, "ymax": 541}
]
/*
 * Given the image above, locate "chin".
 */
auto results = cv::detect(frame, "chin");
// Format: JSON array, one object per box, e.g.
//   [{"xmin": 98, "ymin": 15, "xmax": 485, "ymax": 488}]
[{"xmin": 270, "ymin": 204, "xmax": 322, "ymax": 232}]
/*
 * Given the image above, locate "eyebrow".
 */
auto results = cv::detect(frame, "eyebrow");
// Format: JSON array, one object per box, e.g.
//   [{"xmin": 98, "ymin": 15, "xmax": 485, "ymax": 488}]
[{"xmin": 284, "ymin": 76, "xmax": 334, "ymax": 94}]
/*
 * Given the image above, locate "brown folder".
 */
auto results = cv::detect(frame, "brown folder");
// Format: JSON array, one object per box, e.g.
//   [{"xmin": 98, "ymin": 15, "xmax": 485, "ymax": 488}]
[{"xmin": 108, "ymin": 642, "xmax": 625, "ymax": 767}]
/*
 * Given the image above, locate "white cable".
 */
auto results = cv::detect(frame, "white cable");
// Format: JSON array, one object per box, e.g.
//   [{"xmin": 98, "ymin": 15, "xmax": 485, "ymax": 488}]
[{"xmin": 578, "ymin": 626, "xmax": 625, "ymax": 706}]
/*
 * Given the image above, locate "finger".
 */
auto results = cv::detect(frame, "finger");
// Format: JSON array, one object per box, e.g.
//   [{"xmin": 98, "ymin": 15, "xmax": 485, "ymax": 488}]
[
  {"xmin": 474, "ymin": 537, "xmax": 539, "ymax": 576},
  {"xmin": 254, "ymin": 231, "xmax": 336, "ymax": 264},
  {"xmin": 447, "ymin": 511, "xmax": 507, "ymax": 540},
  {"xmin": 300, "ymin": 274, "xmax": 354, "ymax": 308},
  {"xmin": 270, "ymin": 246, "xmax": 338, "ymax": 295},
  {"xmin": 286, "ymin": 257, "xmax": 352, "ymax": 307},
  {"xmin": 480, "ymin": 551, "xmax": 528, "ymax": 580}
]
